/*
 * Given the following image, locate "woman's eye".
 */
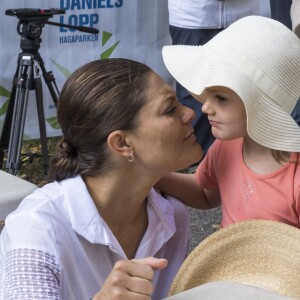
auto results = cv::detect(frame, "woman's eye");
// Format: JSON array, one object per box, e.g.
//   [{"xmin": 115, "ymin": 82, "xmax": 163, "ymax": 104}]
[{"xmin": 165, "ymin": 107, "xmax": 177, "ymax": 114}]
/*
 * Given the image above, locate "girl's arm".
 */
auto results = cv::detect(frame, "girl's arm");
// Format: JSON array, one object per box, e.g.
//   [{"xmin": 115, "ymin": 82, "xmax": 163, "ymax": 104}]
[{"xmin": 155, "ymin": 172, "xmax": 221, "ymax": 209}]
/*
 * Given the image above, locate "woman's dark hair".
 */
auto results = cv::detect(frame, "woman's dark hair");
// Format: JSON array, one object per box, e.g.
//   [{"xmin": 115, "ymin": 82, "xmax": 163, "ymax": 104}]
[{"xmin": 50, "ymin": 58, "xmax": 152, "ymax": 181}]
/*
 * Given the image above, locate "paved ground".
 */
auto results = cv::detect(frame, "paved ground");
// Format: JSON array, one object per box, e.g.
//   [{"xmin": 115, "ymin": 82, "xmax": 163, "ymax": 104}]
[{"xmin": 188, "ymin": 206, "xmax": 222, "ymax": 253}]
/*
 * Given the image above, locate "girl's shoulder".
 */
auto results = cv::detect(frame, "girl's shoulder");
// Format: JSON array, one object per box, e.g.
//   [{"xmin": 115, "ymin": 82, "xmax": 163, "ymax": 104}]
[{"xmin": 208, "ymin": 138, "xmax": 243, "ymax": 161}]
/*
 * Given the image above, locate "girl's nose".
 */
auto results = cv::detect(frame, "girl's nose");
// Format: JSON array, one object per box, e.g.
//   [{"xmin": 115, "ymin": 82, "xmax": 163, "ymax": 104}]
[{"xmin": 201, "ymin": 100, "xmax": 214, "ymax": 115}]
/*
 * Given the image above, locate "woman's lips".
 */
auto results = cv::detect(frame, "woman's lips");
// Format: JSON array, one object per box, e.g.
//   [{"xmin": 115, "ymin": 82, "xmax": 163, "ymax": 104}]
[{"xmin": 184, "ymin": 132, "xmax": 197, "ymax": 142}]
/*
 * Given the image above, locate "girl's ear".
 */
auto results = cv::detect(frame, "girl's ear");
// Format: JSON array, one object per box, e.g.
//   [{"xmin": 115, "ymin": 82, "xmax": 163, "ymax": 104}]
[{"xmin": 107, "ymin": 130, "xmax": 132, "ymax": 158}]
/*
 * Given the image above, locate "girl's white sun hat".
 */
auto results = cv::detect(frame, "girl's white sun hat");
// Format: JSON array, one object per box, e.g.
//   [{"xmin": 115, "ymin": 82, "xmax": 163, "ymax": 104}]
[{"xmin": 163, "ymin": 16, "xmax": 300, "ymax": 152}]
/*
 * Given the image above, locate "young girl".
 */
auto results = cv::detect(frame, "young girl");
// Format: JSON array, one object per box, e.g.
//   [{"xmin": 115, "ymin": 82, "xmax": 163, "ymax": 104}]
[{"xmin": 156, "ymin": 15, "xmax": 300, "ymax": 229}]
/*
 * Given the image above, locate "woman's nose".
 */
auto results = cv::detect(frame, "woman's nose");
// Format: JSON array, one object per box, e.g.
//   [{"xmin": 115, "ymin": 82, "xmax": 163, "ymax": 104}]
[{"xmin": 182, "ymin": 105, "xmax": 196, "ymax": 123}]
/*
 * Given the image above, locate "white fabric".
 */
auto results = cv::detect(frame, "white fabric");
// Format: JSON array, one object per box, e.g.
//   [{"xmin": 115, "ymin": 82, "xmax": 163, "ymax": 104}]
[
  {"xmin": 0, "ymin": 176, "xmax": 190, "ymax": 300},
  {"xmin": 0, "ymin": 170, "xmax": 37, "ymax": 220},
  {"xmin": 168, "ymin": 0, "xmax": 271, "ymax": 29}
]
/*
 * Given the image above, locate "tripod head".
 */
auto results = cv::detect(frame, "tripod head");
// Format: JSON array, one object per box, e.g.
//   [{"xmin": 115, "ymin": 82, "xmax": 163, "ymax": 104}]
[{"xmin": 5, "ymin": 8, "xmax": 99, "ymax": 52}]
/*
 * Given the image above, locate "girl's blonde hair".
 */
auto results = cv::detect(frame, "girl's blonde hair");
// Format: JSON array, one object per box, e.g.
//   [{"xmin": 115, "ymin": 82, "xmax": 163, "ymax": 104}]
[{"xmin": 271, "ymin": 150, "xmax": 298, "ymax": 164}]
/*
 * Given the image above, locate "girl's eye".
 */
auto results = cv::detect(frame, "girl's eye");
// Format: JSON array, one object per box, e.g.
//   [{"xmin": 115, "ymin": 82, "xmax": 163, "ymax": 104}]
[{"xmin": 215, "ymin": 94, "xmax": 227, "ymax": 101}]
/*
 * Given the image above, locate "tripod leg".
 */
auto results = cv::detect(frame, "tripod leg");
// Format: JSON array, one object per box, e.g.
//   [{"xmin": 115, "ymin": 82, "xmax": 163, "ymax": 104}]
[
  {"xmin": 34, "ymin": 75, "xmax": 49, "ymax": 176},
  {"xmin": 36, "ymin": 52, "xmax": 59, "ymax": 107},
  {"xmin": 8, "ymin": 82, "xmax": 31, "ymax": 174},
  {"xmin": 6, "ymin": 54, "xmax": 34, "ymax": 174}
]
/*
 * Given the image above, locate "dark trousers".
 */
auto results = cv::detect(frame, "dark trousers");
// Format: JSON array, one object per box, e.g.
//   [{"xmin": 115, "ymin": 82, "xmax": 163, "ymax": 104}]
[{"xmin": 270, "ymin": 0, "xmax": 300, "ymax": 125}]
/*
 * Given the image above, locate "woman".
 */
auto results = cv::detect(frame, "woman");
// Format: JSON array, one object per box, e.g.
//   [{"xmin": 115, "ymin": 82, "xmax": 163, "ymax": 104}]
[{"xmin": 0, "ymin": 58, "xmax": 202, "ymax": 300}]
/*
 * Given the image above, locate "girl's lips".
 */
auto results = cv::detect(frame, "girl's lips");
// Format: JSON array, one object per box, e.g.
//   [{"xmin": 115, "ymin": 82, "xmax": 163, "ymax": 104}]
[{"xmin": 209, "ymin": 120, "xmax": 221, "ymax": 126}]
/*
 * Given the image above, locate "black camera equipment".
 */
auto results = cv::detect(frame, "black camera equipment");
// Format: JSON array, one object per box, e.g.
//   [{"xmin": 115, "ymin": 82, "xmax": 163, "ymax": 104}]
[{"xmin": 0, "ymin": 8, "xmax": 99, "ymax": 175}]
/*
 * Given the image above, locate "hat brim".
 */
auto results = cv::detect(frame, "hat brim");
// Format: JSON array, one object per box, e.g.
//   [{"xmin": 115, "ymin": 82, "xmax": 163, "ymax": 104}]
[
  {"xmin": 168, "ymin": 220, "xmax": 300, "ymax": 298},
  {"xmin": 162, "ymin": 45, "xmax": 300, "ymax": 152}
]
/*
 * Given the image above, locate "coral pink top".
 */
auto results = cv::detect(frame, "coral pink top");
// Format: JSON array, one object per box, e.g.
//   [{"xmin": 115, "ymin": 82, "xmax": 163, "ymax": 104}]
[{"xmin": 196, "ymin": 138, "xmax": 300, "ymax": 228}]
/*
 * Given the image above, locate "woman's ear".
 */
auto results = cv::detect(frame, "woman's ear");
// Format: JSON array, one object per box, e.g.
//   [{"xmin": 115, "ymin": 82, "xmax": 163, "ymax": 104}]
[{"xmin": 107, "ymin": 130, "xmax": 132, "ymax": 158}]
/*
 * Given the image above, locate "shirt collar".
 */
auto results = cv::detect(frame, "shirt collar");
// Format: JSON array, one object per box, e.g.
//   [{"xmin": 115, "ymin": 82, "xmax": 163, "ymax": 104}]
[{"xmin": 61, "ymin": 176, "xmax": 176, "ymax": 257}]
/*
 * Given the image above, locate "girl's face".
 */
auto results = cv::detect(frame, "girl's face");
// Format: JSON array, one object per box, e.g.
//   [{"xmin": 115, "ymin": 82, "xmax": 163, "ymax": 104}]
[
  {"xmin": 129, "ymin": 72, "xmax": 203, "ymax": 173},
  {"xmin": 192, "ymin": 86, "xmax": 247, "ymax": 141}
]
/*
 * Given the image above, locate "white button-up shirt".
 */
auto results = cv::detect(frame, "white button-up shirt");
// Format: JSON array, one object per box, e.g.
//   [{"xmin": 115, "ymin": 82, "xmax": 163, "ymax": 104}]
[
  {"xmin": 168, "ymin": 0, "xmax": 271, "ymax": 29},
  {"xmin": 0, "ymin": 176, "xmax": 190, "ymax": 300}
]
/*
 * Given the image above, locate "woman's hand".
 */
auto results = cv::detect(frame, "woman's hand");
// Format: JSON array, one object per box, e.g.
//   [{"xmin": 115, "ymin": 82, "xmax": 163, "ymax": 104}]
[{"xmin": 93, "ymin": 257, "xmax": 168, "ymax": 299}]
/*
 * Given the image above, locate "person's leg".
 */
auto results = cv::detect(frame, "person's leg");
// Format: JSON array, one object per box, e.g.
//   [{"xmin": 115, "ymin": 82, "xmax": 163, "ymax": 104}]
[
  {"xmin": 169, "ymin": 26, "xmax": 222, "ymax": 154},
  {"xmin": 270, "ymin": 0, "xmax": 292, "ymax": 29},
  {"xmin": 269, "ymin": 0, "xmax": 300, "ymax": 126}
]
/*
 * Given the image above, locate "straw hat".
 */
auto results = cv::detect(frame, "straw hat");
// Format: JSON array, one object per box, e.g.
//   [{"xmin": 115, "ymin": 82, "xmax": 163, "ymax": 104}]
[
  {"xmin": 168, "ymin": 220, "xmax": 300, "ymax": 299},
  {"xmin": 291, "ymin": 0, "xmax": 300, "ymax": 38},
  {"xmin": 162, "ymin": 16, "xmax": 300, "ymax": 152}
]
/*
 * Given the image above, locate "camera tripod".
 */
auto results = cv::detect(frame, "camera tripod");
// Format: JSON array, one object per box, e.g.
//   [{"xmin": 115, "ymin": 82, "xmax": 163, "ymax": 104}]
[
  {"xmin": 0, "ymin": 21, "xmax": 59, "ymax": 176},
  {"xmin": 0, "ymin": 8, "xmax": 99, "ymax": 176}
]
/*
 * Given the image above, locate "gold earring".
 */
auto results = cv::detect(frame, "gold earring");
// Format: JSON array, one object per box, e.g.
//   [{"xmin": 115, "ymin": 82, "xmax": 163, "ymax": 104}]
[{"xmin": 127, "ymin": 152, "xmax": 134, "ymax": 163}]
